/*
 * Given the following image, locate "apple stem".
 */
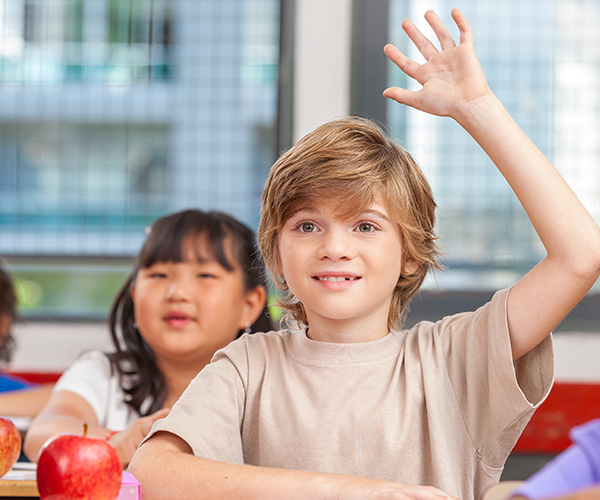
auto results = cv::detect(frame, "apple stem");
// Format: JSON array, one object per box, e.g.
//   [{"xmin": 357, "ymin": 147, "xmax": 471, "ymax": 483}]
[{"xmin": 83, "ymin": 423, "xmax": 88, "ymax": 437}]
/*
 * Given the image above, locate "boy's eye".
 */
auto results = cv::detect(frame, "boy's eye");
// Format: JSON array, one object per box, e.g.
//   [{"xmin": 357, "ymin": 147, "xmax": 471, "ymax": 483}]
[
  {"xmin": 299, "ymin": 222, "xmax": 317, "ymax": 233},
  {"xmin": 357, "ymin": 222, "xmax": 376, "ymax": 233}
]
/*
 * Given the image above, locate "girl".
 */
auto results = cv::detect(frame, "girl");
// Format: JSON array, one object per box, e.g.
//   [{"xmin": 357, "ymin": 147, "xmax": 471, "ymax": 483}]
[{"xmin": 23, "ymin": 209, "xmax": 274, "ymax": 467}]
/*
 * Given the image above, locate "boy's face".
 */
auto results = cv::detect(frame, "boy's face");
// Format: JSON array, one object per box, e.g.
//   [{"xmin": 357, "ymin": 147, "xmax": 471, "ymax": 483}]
[{"xmin": 277, "ymin": 198, "xmax": 417, "ymax": 342}]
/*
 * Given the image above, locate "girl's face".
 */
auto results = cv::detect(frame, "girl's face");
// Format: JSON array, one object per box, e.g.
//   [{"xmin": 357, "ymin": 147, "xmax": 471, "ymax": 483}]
[
  {"xmin": 277, "ymin": 199, "xmax": 417, "ymax": 343},
  {"xmin": 130, "ymin": 237, "xmax": 265, "ymax": 368}
]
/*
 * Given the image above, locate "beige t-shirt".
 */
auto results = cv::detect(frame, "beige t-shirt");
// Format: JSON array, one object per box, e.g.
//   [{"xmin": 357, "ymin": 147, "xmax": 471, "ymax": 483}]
[{"xmin": 147, "ymin": 288, "xmax": 554, "ymax": 500}]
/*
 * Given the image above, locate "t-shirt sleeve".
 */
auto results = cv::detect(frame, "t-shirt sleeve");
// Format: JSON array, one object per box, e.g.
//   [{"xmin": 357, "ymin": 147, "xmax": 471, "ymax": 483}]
[
  {"xmin": 433, "ymin": 287, "xmax": 554, "ymax": 467},
  {"xmin": 0, "ymin": 373, "xmax": 31, "ymax": 392},
  {"xmin": 53, "ymin": 350, "xmax": 114, "ymax": 425},
  {"xmin": 511, "ymin": 419, "xmax": 600, "ymax": 499},
  {"xmin": 143, "ymin": 338, "xmax": 248, "ymax": 464}
]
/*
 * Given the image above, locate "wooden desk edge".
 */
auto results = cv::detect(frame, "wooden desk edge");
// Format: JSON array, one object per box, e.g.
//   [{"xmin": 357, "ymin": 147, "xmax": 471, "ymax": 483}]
[{"xmin": 0, "ymin": 478, "xmax": 39, "ymax": 497}]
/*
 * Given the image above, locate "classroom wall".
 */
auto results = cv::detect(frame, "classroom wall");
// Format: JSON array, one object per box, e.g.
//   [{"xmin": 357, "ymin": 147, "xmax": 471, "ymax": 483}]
[{"xmin": 9, "ymin": 323, "xmax": 600, "ymax": 381}]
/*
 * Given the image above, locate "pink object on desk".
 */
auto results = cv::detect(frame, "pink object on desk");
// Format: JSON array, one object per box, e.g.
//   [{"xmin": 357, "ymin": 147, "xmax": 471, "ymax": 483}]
[{"xmin": 118, "ymin": 472, "xmax": 141, "ymax": 500}]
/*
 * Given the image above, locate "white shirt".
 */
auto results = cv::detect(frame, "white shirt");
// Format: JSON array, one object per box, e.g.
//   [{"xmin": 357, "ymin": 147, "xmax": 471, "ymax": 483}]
[{"xmin": 53, "ymin": 350, "xmax": 141, "ymax": 430}]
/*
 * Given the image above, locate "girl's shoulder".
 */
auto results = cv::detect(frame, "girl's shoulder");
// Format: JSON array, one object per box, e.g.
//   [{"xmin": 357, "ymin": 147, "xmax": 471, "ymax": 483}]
[
  {"xmin": 56, "ymin": 349, "xmax": 114, "ymax": 385},
  {"xmin": 67, "ymin": 349, "xmax": 110, "ymax": 366}
]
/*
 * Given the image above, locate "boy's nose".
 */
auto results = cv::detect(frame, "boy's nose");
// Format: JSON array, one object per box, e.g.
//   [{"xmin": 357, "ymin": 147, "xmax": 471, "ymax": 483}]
[{"xmin": 317, "ymin": 228, "xmax": 354, "ymax": 261}]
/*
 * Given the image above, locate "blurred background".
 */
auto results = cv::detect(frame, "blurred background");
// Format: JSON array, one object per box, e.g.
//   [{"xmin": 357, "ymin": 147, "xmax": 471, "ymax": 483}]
[{"xmin": 1, "ymin": 0, "xmax": 599, "ymax": 479}]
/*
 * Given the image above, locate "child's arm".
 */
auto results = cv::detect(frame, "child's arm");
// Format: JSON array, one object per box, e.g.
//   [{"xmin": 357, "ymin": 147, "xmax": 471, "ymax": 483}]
[
  {"xmin": 129, "ymin": 431, "xmax": 458, "ymax": 500},
  {"xmin": 23, "ymin": 390, "xmax": 168, "ymax": 467},
  {"xmin": 23, "ymin": 390, "xmax": 105, "ymax": 460},
  {"xmin": 384, "ymin": 9, "xmax": 600, "ymax": 360},
  {"xmin": 0, "ymin": 383, "xmax": 54, "ymax": 417}
]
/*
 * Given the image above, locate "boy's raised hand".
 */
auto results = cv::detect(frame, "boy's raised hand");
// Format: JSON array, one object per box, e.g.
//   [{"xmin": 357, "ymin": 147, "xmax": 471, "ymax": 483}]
[
  {"xmin": 384, "ymin": 8, "xmax": 600, "ymax": 361},
  {"xmin": 383, "ymin": 9, "xmax": 490, "ymax": 122}
]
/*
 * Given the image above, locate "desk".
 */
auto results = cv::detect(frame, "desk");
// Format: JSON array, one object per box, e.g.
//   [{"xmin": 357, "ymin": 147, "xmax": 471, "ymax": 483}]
[
  {"xmin": 0, "ymin": 465, "xmax": 38, "ymax": 499},
  {"xmin": 483, "ymin": 481, "xmax": 523, "ymax": 500},
  {"xmin": 0, "ymin": 467, "xmax": 140, "ymax": 500}
]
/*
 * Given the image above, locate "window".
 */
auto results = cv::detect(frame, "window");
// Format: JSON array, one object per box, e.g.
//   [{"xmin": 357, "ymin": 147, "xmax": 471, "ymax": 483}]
[
  {"xmin": 0, "ymin": 0, "xmax": 171, "ymax": 84},
  {"xmin": 0, "ymin": 0, "xmax": 280, "ymax": 318},
  {"xmin": 387, "ymin": 0, "xmax": 600, "ymax": 293}
]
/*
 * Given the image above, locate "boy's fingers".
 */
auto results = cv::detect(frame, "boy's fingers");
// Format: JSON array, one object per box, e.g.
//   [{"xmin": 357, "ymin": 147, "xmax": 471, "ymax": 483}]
[
  {"xmin": 424, "ymin": 10, "xmax": 457, "ymax": 51},
  {"xmin": 399, "ymin": 485, "xmax": 461, "ymax": 500},
  {"xmin": 384, "ymin": 44, "xmax": 421, "ymax": 78},
  {"xmin": 382, "ymin": 86, "xmax": 414, "ymax": 107},
  {"xmin": 451, "ymin": 8, "xmax": 474, "ymax": 45},
  {"xmin": 401, "ymin": 18, "xmax": 438, "ymax": 61}
]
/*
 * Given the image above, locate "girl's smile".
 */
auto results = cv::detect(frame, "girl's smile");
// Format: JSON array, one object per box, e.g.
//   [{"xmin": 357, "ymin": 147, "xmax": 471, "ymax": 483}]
[{"xmin": 163, "ymin": 311, "xmax": 195, "ymax": 328}]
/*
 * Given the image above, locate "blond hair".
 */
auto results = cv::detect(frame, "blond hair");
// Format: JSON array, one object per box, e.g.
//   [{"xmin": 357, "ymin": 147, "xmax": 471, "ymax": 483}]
[{"xmin": 258, "ymin": 116, "xmax": 442, "ymax": 330}]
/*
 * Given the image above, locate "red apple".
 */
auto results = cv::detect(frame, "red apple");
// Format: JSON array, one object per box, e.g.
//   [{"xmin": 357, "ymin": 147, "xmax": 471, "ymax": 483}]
[
  {"xmin": 36, "ymin": 424, "xmax": 121, "ymax": 500},
  {"xmin": 0, "ymin": 416, "xmax": 21, "ymax": 476}
]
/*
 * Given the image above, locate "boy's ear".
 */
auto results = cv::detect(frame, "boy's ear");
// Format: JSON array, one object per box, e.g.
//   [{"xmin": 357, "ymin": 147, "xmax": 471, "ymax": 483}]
[
  {"xmin": 239, "ymin": 286, "xmax": 268, "ymax": 329},
  {"xmin": 402, "ymin": 259, "xmax": 420, "ymax": 276},
  {"xmin": 274, "ymin": 252, "xmax": 283, "ymax": 276}
]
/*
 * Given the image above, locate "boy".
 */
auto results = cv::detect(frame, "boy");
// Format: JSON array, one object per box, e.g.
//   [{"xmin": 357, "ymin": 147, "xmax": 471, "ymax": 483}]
[{"xmin": 129, "ymin": 9, "xmax": 600, "ymax": 500}]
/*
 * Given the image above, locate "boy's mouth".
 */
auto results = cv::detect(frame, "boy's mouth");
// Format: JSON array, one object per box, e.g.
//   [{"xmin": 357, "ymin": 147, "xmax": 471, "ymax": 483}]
[
  {"xmin": 312, "ymin": 271, "xmax": 361, "ymax": 283},
  {"xmin": 314, "ymin": 276, "xmax": 359, "ymax": 282}
]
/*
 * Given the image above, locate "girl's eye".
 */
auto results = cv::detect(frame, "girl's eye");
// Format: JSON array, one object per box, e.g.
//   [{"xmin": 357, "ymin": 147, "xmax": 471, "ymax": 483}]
[
  {"xmin": 357, "ymin": 222, "xmax": 376, "ymax": 233},
  {"xmin": 150, "ymin": 272, "xmax": 167, "ymax": 278},
  {"xmin": 197, "ymin": 273, "xmax": 216, "ymax": 279}
]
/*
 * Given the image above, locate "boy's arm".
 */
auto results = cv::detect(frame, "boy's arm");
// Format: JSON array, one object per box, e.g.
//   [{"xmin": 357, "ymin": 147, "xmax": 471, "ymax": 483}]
[
  {"xmin": 384, "ymin": 9, "xmax": 600, "ymax": 360},
  {"xmin": 129, "ymin": 431, "xmax": 458, "ymax": 500}
]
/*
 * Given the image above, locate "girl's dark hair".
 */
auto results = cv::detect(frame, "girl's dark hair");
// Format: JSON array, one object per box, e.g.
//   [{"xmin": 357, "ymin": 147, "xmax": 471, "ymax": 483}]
[
  {"xmin": 108, "ymin": 209, "xmax": 274, "ymax": 416},
  {"xmin": 0, "ymin": 264, "xmax": 17, "ymax": 364}
]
